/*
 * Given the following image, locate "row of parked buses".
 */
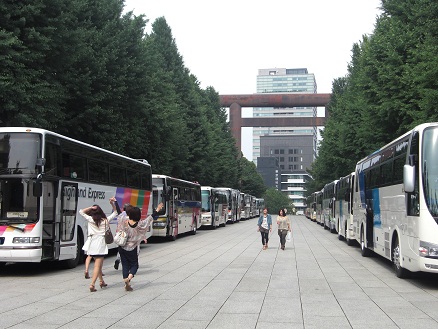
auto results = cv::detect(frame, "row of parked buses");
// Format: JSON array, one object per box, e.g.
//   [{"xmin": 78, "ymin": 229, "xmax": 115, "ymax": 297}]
[
  {"xmin": 305, "ymin": 123, "xmax": 438, "ymax": 278},
  {"xmin": 199, "ymin": 186, "xmax": 264, "ymax": 229},
  {"xmin": 0, "ymin": 127, "xmax": 264, "ymax": 268}
]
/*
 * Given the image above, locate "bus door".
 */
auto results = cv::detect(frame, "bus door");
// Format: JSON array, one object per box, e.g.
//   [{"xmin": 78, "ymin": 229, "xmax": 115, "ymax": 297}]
[
  {"xmin": 41, "ymin": 181, "xmax": 58, "ymax": 260},
  {"xmin": 58, "ymin": 182, "xmax": 78, "ymax": 260},
  {"xmin": 169, "ymin": 188, "xmax": 178, "ymax": 236}
]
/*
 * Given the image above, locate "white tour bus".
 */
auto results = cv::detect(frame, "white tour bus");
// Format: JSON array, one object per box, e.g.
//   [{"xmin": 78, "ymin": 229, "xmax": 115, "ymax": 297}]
[
  {"xmin": 242, "ymin": 193, "xmax": 252, "ymax": 220},
  {"xmin": 0, "ymin": 127, "xmax": 153, "ymax": 268},
  {"xmin": 322, "ymin": 180, "xmax": 338, "ymax": 232},
  {"xmin": 200, "ymin": 186, "xmax": 228, "ymax": 229},
  {"xmin": 151, "ymin": 174, "xmax": 201, "ymax": 240},
  {"xmin": 215, "ymin": 187, "xmax": 240, "ymax": 224},
  {"xmin": 335, "ymin": 172, "xmax": 355, "ymax": 245},
  {"xmin": 353, "ymin": 123, "xmax": 438, "ymax": 277},
  {"xmin": 255, "ymin": 198, "xmax": 265, "ymax": 217},
  {"xmin": 239, "ymin": 192, "xmax": 246, "ymax": 220}
]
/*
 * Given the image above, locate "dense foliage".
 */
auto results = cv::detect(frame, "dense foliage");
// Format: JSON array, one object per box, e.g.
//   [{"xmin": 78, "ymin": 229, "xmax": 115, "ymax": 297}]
[
  {"xmin": 0, "ymin": 0, "xmax": 266, "ymax": 196},
  {"xmin": 262, "ymin": 188, "xmax": 294, "ymax": 215},
  {"xmin": 308, "ymin": 0, "xmax": 438, "ymax": 193}
]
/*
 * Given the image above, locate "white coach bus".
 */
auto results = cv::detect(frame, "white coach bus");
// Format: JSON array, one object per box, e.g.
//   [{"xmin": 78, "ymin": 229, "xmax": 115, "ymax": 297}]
[
  {"xmin": 322, "ymin": 179, "xmax": 338, "ymax": 232},
  {"xmin": 151, "ymin": 174, "xmax": 201, "ymax": 240},
  {"xmin": 200, "ymin": 186, "xmax": 228, "ymax": 229},
  {"xmin": 0, "ymin": 127, "xmax": 153, "ymax": 268},
  {"xmin": 353, "ymin": 123, "xmax": 438, "ymax": 277},
  {"xmin": 335, "ymin": 172, "xmax": 355, "ymax": 245}
]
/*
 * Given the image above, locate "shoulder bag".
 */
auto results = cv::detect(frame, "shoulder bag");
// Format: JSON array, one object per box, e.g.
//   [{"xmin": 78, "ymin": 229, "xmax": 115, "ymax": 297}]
[
  {"xmin": 114, "ymin": 221, "xmax": 128, "ymax": 246},
  {"xmin": 104, "ymin": 219, "xmax": 114, "ymax": 244}
]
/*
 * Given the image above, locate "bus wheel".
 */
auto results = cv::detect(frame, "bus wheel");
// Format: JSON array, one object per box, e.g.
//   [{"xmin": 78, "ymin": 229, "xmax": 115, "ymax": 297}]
[
  {"xmin": 392, "ymin": 237, "xmax": 409, "ymax": 278},
  {"xmin": 360, "ymin": 228, "xmax": 371, "ymax": 257}
]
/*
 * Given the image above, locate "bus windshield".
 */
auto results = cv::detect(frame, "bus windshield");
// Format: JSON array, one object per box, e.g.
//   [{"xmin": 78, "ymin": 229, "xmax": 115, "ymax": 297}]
[
  {"xmin": 422, "ymin": 127, "xmax": 438, "ymax": 219},
  {"xmin": 201, "ymin": 190, "xmax": 210, "ymax": 212},
  {"xmin": 0, "ymin": 178, "xmax": 39, "ymax": 223},
  {"xmin": 0, "ymin": 133, "xmax": 41, "ymax": 175}
]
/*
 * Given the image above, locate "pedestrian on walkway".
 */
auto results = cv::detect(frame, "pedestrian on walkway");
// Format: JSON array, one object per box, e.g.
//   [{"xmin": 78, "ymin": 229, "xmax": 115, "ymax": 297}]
[
  {"xmin": 80, "ymin": 199, "xmax": 118, "ymax": 292},
  {"xmin": 117, "ymin": 203, "xmax": 163, "ymax": 291},
  {"xmin": 113, "ymin": 202, "xmax": 132, "ymax": 270},
  {"xmin": 257, "ymin": 207, "xmax": 272, "ymax": 250},
  {"xmin": 277, "ymin": 208, "xmax": 291, "ymax": 250}
]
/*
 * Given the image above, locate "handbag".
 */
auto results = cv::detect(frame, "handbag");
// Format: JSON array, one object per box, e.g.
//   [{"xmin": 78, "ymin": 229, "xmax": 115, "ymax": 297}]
[
  {"xmin": 114, "ymin": 221, "xmax": 128, "ymax": 246},
  {"xmin": 104, "ymin": 220, "xmax": 114, "ymax": 244}
]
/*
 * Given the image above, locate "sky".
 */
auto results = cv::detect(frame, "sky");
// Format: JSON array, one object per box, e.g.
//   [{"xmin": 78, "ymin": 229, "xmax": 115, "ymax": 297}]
[{"xmin": 123, "ymin": 0, "xmax": 382, "ymax": 160}]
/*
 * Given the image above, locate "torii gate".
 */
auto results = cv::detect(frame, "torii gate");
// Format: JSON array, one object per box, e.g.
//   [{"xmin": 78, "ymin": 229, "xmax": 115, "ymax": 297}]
[{"xmin": 219, "ymin": 93, "xmax": 331, "ymax": 153}]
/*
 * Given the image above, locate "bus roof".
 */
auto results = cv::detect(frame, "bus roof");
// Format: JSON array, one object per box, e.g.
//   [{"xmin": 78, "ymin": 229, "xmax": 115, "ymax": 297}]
[{"xmin": 0, "ymin": 127, "xmax": 151, "ymax": 168}]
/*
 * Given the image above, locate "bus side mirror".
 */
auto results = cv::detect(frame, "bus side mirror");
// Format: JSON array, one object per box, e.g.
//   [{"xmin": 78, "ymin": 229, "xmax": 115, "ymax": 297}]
[
  {"xmin": 36, "ymin": 158, "xmax": 46, "ymax": 167},
  {"xmin": 33, "ymin": 181, "xmax": 42, "ymax": 197},
  {"xmin": 404, "ymin": 164, "xmax": 415, "ymax": 193}
]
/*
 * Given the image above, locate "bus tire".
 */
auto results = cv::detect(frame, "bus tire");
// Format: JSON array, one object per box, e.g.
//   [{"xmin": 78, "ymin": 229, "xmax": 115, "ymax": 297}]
[
  {"xmin": 392, "ymin": 236, "xmax": 409, "ymax": 278},
  {"xmin": 360, "ymin": 227, "xmax": 371, "ymax": 257}
]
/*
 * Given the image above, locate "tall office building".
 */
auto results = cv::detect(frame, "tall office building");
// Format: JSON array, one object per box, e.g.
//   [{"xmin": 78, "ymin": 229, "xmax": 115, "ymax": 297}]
[
  {"xmin": 254, "ymin": 68, "xmax": 317, "ymax": 214},
  {"xmin": 253, "ymin": 68, "xmax": 317, "ymax": 163}
]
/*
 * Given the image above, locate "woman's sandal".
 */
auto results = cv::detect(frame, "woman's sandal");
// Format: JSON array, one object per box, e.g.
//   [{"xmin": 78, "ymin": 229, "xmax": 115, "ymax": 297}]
[
  {"xmin": 89, "ymin": 285, "xmax": 97, "ymax": 292},
  {"xmin": 84, "ymin": 271, "xmax": 90, "ymax": 279},
  {"xmin": 124, "ymin": 278, "xmax": 133, "ymax": 291},
  {"xmin": 100, "ymin": 281, "xmax": 108, "ymax": 288}
]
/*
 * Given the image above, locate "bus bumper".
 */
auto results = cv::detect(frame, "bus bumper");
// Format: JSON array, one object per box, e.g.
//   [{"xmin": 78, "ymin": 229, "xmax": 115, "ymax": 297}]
[
  {"xmin": 201, "ymin": 215, "xmax": 213, "ymax": 226},
  {"xmin": 0, "ymin": 247, "xmax": 42, "ymax": 263}
]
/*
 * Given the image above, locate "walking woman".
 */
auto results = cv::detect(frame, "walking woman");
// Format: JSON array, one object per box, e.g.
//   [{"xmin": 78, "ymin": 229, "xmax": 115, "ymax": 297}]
[
  {"xmin": 257, "ymin": 207, "xmax": 272, "ymax": 250},
  {"xmin": 117, "ymin": 203, "xmax": 163, "ymax": 291},
  {"xmin": 80, "ymin": 199, "xmax": 118, "ymax": 292},
  {"xmin": 277, "ymin": 208, "xmax": 291, "ymax": 250}
]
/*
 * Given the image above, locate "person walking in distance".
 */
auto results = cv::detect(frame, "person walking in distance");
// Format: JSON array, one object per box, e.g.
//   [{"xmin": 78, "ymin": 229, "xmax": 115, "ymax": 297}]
[
  {"xmin": 277, "ymin": 208, "xmax": 291, "ymax": 250},
  {"xmin": 80, "ymin": 199, "xmax": 118, "ymax": 292},
  {"xmin": 257, "ymin": 207, "xmax": 272, "ymax": 250},
  {"xmin": 114, "ymin": 203, "xmax": 132, "ymax": 270},
  {"xmin": 117, "ymin": 203, "xmax": 163, "ymax": 291}
]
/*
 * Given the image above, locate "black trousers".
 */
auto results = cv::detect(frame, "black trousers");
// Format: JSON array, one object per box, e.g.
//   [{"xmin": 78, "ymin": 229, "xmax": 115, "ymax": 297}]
[
  {"xmin": 278, "ymin": 229, "xmax": 288, "ymax": 246},
  {"xmin": 260, "ymin": 227, "xmax": 269, "ymax": 245}
]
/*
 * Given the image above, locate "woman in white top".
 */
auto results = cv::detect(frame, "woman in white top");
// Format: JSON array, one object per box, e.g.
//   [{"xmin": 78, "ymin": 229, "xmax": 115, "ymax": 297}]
[
  {"xmin": 276, "ymin": 208, "xmax": 291, "ymax": 250},
  {"xmin": 79, "ymin": 199, "xmax": 117, "ymax": 292}
]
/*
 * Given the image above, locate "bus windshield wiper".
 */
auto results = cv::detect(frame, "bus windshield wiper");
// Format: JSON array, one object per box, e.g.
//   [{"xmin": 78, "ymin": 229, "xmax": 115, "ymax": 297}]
[{"xmin": 7, "ymin": 225, "xmax": 25, "ymax": 232}]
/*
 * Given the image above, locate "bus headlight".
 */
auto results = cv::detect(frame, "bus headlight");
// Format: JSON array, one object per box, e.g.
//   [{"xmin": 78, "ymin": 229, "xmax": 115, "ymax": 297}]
[
  {"xmin": 419, "ymin": 241, "xmax": 438, "ymax": 258},
  {"xmin": 13, "ymin": 237, "xmax": 40, "ymax": 244}
]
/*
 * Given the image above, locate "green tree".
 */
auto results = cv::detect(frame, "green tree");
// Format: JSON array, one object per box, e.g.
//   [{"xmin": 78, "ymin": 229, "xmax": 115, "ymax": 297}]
[
  {"xmin": 240, "ymin": 156, "xmax": 266, "ymax": 197},
  {"xmin": 262, "ymin": 188, "xmax": 294, "ymax": 215}
]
